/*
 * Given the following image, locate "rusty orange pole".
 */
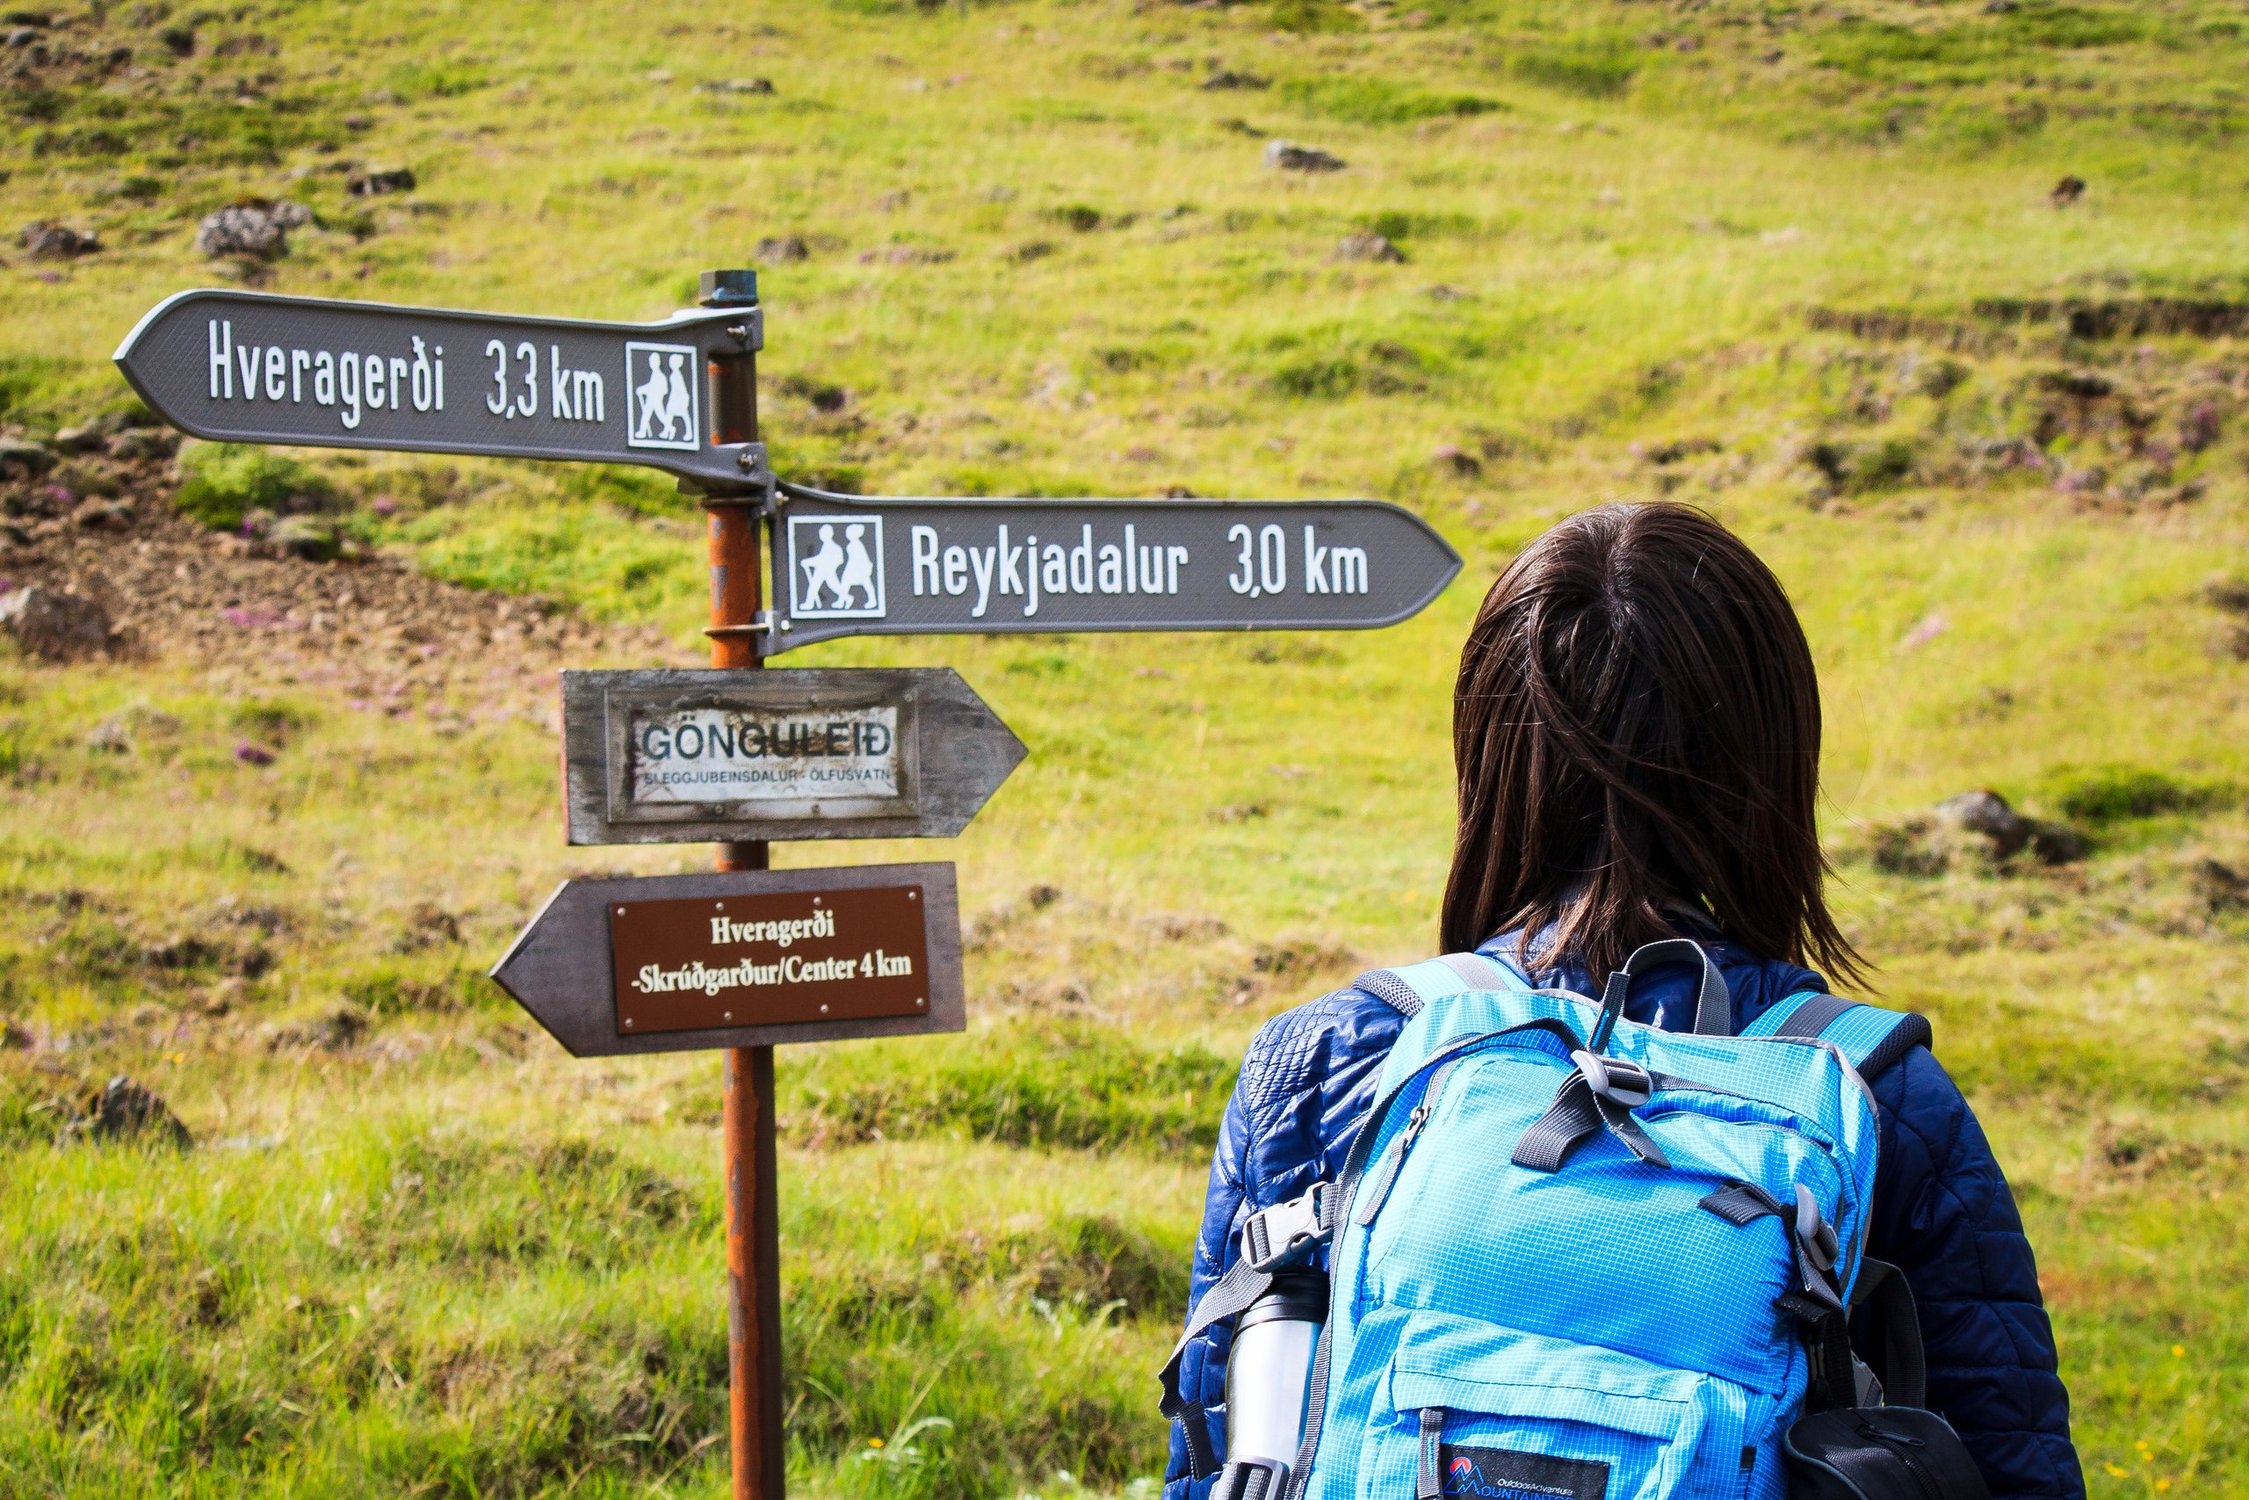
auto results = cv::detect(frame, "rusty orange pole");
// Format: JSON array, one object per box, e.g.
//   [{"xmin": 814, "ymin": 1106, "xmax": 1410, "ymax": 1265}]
[{"xmin": 700, "ymin": 269, "xmax": 784, "ymax": 1500}]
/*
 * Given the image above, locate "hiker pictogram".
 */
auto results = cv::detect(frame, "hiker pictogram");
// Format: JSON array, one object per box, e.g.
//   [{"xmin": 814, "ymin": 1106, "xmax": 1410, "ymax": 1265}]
[
  {"xmin": 788, "ymin": 515, "xmax": 887, "ymax": 618},
  {"xmin": 626, "ymin": 342, "xmax": 700, "ymax": 450}
]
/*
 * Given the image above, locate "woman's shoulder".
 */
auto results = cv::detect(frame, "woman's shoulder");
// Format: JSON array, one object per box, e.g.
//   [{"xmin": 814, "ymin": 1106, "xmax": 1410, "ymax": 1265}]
[{"xmin": 1233, "ymin": 984, "xmax": 1408, "ymax": 1114}]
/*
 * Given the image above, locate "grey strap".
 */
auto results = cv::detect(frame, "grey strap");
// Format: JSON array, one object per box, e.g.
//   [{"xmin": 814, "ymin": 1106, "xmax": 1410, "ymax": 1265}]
[
  {"xmin": 1772, "ymin": 992, "xmax": 1855, "ymax": 1039},
  {"xmin": 1159, "ymin": 1253, "xmax": 1269, "ymax": 1474},
  {"xmin": 1851, "ymin": 1258, "xmax": 1928, "ymax": 1409},
  {"xmin": 1351, "ymin": 968, "xmax": 1424, "ymax": 1017},
  {"xmin": 1415, "ymin": 1409, "xmax": 1445, "ymax": 1500},
  {"xmin": 1511, "ymin": 1060, "xmax": 1670, "ymax": 1172},
  {"xmin": 1592, "ymin": 937, "xmax": 1731, "ymax": 1047},
  {"xmin": 1159, "ymin": 1185, "xmax": 1335, "ymax": 1477},
  {"xmin": 1695, "ymin": 1179, "xmax": 1844, "ymax": 1317},
  {"xmin": 1436, "ymin": 951, "xmax": 1516, "ymax": 992}
]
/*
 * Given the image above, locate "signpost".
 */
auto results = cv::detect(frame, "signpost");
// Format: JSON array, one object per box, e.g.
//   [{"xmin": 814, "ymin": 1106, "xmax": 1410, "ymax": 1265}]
[{"xmin": 114, "ymin": 267, "xmax": 1463, "ymax": 1500}]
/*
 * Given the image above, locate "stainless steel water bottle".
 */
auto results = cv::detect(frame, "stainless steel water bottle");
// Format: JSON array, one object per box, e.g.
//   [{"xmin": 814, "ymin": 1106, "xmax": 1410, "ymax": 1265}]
[{"xmin": 1213, "ymin": 1271, "xmax": 1328, "ymax": 1500}]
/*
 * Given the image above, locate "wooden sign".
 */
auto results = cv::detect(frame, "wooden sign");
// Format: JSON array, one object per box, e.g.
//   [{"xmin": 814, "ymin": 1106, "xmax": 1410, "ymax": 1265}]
[
  {"xmin": 489, "ymin": 863, "xmax": 964, "ymax": 1056},
  {"xmin": 610, "ymin": 885, "xmax": 930, "ymax": 1035},
  {"xmin": 560, "ymin": 667, "xmax": 1025, "ymax": 845}
]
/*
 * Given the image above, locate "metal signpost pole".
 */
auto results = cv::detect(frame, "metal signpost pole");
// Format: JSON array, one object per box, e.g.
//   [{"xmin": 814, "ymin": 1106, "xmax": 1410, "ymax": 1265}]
[{"xmin": 696, "ymin": 270, "xmax": 785, "ymax": 1500}]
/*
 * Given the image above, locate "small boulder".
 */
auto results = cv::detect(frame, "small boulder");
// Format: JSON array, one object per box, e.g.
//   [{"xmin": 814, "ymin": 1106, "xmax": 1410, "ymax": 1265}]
[
  {"xmin": 1933, "ymin": 789, "xmax": 2032, "ymax": 857},
  {"xmin": 266, "ymin": 514, "xmax": 339, "ymax": 561},
  {"xmin": 1264, "ymin": 139, "xmax": 1346, "ymax": 173},
  {"xmin": 21, "ymin": 221, "xmax": 98, "ymax": 260},
  {"xmin": 698, "ymin": 76, "xmax": 775, "ymax": 95},
  {"xmin": 108, "ymin": 429, "xmax": 178, "ymax": 461},
  {"xmin": 1202, "ymin": 69, "xmax": 1269, "ymax": 91},
  {"xmin": 2050, "ymin": 174, "xmax": 2085, "ymax": 207},
  {"xmin": 345, "ymin": 166, "xmax": 416, "ymax": 196},
  {"xmin": 0, "ymin": 437, "xmax": 54, "ymax": 480},
  {"xmin": 1937, "ymin": 789, "xmax": 2087, "ymax": 863},
  {"xmin": 0, "ymin": 587, "xmax": 114, "ymax": 663},
  {"xmin": 71, "ymin": 498, "xmax": 132, "ymax": 531},
  {"xmin": 1333, "ymin": 230, "xmax": 1405, "ymax": 263},
  {"xmin": 68, "ymin": 1076, "xmax": 192, "ymax": 1149},
  {"xmin": 1431, "ymin": 444, "xmax": 1481, "ymax": 476},
  {"xmin": 756, "ymin": 234, "xmax": 810, "ymax": 263},
  {"xmin": 195, "ymin": 201, "xmax": 310, "ymax": 260}
]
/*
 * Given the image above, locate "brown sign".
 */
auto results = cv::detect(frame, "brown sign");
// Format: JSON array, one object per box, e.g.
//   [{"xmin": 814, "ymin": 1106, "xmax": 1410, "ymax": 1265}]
[
  {"xmin": 610, "ymin": 885, "xmax": 931, "ymax": 1036},
  {"xmin": 488, "ymin": 863, "xmax": 964, "ymax": 1056}
]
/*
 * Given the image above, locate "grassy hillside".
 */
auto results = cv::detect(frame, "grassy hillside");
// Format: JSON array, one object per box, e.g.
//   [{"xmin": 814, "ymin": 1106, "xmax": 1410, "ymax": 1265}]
[{"xmin": 3, "ymin": 0, "xmax": 2248, "ymax": 1495}]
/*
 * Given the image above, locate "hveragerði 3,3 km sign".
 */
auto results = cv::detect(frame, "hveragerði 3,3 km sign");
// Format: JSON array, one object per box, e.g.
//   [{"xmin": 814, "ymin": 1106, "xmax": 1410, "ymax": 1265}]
[
  {"xmin": 114, "ymin": 288, "xmax": 763, "ymax": 486},
  {"xmin": 768, "ymin": 483, "xmax": 1462, "ymax": 651}
]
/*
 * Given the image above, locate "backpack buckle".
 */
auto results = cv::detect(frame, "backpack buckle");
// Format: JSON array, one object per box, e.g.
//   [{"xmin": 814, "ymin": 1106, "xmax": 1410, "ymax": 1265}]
[
  {"xmin": 1793, "ymin": 1185, "xmax": 1840, "ymax": 1272},
  {"xmin": 1570, "ymin": 1049, "xmax": 1653, "ymax": 1108},
  {"xmin": 1241, "ymin": 1183, "xmax": 1332, "ymax": 1272}
]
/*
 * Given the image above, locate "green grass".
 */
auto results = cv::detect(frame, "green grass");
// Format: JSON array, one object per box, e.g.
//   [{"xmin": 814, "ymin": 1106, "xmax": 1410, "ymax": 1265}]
[{"xmin": 4, "ymin": 0, "xmax": 2249, "ymax": 1494}]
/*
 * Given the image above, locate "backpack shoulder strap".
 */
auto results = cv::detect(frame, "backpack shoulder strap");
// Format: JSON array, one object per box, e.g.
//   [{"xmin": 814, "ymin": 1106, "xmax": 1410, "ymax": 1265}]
[
  {"xmin": 1743, "ymin": 991, "xmax": 1933, "ymax": 1081},
  {"xmin": 1349, "ymin": 949, "xmax": 1527, "ymax": 1016}
]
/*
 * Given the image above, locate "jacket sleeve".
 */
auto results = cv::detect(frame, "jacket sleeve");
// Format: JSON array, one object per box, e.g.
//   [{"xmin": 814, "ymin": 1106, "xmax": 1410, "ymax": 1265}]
[
  {"xmin": 1866, "ymin": 1047, "xmax": 2085, "ymax": 1500},
  {"xmin": 1162, "ymin": 991, "xmax": 1404, "ymax": 1500}
]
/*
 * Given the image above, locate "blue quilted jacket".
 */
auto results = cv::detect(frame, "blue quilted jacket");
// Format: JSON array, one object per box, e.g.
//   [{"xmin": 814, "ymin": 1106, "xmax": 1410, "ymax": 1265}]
[{"xmin": 1163, "ymin": 932, "xmax": 2084, "ymax": 1500}]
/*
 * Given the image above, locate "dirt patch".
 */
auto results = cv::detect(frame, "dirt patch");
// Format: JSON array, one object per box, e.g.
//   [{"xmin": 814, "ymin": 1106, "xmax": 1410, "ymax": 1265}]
[{"xmin": 1, "ymin": 463, "xmax": 693, "ymax": 715}]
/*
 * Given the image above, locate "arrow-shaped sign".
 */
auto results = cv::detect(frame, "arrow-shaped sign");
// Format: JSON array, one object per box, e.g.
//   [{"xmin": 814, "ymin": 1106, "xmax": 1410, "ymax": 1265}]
[
  {"xmin": 559, "ymin": 667, "xmax": 1025, "ymax": 846},
  {"xmin": 491, "ymin": 863, "xmax": 965, "ymax": 1057},
  {"xmin": 766, "ymin": 481, "xmax": 1460, "ymax": 652},
  {"xmin": 114, "ymin": 288, "xmax": 763, "ymax": 486}
]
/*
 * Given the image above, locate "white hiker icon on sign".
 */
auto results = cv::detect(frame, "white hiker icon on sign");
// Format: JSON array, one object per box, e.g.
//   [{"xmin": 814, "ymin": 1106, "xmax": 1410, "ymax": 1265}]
[
  {"xmin": 789, "ymin": 515, "xmax": 887, "ymax": 618},
  {"xmin": 624, "ymin": 342, "xmax": 700, "ymax": 451}
]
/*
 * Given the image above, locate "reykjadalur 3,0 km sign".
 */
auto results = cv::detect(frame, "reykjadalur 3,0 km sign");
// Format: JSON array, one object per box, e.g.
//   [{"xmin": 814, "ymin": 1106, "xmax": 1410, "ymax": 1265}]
[{"xmin": 766, "ymin": 482, "xmax": 1459, "ymax": 650}]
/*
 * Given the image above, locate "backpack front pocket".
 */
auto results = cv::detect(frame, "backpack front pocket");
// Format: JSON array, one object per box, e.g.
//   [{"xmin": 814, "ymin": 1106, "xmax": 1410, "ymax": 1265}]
[{"xmin": 1369, "ymin": 1313, "xmax": 1763, "ymax": 1500}]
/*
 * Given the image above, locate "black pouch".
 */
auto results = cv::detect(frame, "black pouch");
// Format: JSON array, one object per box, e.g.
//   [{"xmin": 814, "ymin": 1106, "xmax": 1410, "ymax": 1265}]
[
  {"xmin": 1782, "ymin": 1261, "xmax": 1991, "ymax": 1500},
  {"xmin": 1783, "ymin": 1407, "xmax": 1991, "ymax": 1500}
]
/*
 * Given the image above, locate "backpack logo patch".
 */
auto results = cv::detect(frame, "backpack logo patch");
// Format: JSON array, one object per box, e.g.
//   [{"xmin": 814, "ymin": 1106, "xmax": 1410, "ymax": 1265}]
[{"xmin": 1437, "ymin": 1444, "xmax": 1609, "ymax": 1500}]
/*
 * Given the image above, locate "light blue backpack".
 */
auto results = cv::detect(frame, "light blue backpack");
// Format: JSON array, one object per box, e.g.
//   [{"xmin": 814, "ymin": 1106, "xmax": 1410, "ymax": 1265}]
[{"xmin": 1167, "ymin": 939, "xmax": 1934, "ymax": 1500}]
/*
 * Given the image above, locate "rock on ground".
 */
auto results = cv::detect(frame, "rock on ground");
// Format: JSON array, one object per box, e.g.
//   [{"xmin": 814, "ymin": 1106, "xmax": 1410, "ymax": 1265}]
[
  {"xmin": 346, "ymin": 166, "xmax": 417, "ymax": 196},
  {"xmin": 195, "ymin": 201, "xmax": 313, "ymax": 259},
  {"xmin": 67, "ymin": 1075, "xmax": 193, "ymax": 1149},
  {"xmin": 1264, "ymin": 139, "xmax": 1345, "ymax": 173},
  {"xmin": 21, "ymin": 221, "xmax": 98, "ymax": 260},
  {"xmin": 1871, "ymin": 788, "xmax": 2089, "ymax": 874},
  {"xmin": 0, "ymin": 586, "xmax": 114, "ymax": 662},
  {"xmin": 1334, "ymin": 230, "xmax": 1405, "ymax": 263}
]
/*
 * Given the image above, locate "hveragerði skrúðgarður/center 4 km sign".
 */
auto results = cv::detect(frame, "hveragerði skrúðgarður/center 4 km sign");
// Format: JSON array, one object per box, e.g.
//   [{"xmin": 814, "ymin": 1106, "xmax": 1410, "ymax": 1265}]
[{"xmin": 113, "ymin": 287, "xmax": 766, "ymax": 488}]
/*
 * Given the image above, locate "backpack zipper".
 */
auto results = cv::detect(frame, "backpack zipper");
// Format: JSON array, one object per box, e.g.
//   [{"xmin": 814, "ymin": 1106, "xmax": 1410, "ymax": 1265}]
[
  {"xmin": 1855, "ymin": 1416, "xmax": 1940, "ymax": 1500},
  {"xmin": 1354, "ymin": 1100, "xmax": 1432, "ymax": 1227}
]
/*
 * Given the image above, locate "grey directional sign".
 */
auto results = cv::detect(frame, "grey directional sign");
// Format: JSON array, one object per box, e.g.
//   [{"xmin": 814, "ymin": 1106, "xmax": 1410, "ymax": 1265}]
[
  {"xmin": 114, "ymin": 288, "xmax": 762, "ymax": 485},
  {"xmin": 492, "ymin": 863, "xmax": 964, "ymax": 1057},
  {"xmin": 767, "ymin": 482, "xmax": 1460, "ymax": 652},
  {"xmin": 559, "ymin": 667, "xmax": 1026, "ymax": 846}
]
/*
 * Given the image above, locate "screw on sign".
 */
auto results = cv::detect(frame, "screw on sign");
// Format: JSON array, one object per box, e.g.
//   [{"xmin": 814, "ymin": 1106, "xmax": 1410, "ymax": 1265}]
[{"xmin": 114, "ymin": 267, "xmax": 1460, "ymax": 1500}]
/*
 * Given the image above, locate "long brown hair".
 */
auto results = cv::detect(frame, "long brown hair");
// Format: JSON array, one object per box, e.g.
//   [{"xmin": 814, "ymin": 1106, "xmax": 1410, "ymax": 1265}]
[{"xmin": 1440, "ymin": 502, "xmax": 1866, "ymax": 987}]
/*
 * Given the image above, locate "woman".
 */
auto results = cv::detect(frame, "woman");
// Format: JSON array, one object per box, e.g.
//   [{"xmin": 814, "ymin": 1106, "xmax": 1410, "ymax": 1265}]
[{"xmin": 1164, "ymin": 504, "xmax": 2082, "ymax": 1498}]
